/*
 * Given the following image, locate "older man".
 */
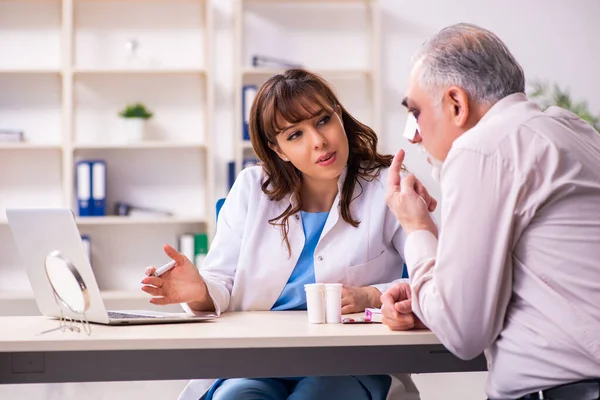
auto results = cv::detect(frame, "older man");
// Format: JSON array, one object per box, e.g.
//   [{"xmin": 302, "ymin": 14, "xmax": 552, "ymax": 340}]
[{"xmin": 381, "ymin": 23, "xmax": 600, "ymax": 400}]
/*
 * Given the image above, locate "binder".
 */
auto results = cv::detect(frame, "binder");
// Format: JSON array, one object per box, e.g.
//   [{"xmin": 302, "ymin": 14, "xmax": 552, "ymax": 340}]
[
  {"xmin": 227, "ymin": 161, "xmax": 236, "ymax": 190},
  {"xmin": 91, "ymin": 160, "xmax": 106, "ymax": 216},
  {"xmin": 242, "ymin": 85, "xmax": 257, "ymax": 141},
  {"xmin": 81, "ymin": 235, "xmax": 92, "ymax": 264},
  {"xmin": 178, "ymin": 233, "xmax": 195, "ymax": 264},
  {"xmin": 194, "ymin": 233, "xmax": 209, "ymax": 268},
  {"xmin": 76, "ymin": 161, "xmax": 92, "ymax": 216},
  {"xmin": 178, "ymin": 233, "xmax": 209, "ymax": 268}
]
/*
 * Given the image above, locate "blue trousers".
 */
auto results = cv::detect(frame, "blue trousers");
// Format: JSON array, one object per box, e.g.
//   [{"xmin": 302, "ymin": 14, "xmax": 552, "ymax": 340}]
[{"xmin": 210, "ymin": 375, "xmax": 391, "ymax": 400}]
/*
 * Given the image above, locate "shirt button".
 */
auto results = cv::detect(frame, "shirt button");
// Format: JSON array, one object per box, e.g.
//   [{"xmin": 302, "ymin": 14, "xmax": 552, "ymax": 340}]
[
  {"xmin": 294, "ymin": 215, "xmax": 300, "ymax": 220},
  {"xmin": 317, "ymin": 256, "xmax": 323, "ymax": 261}
]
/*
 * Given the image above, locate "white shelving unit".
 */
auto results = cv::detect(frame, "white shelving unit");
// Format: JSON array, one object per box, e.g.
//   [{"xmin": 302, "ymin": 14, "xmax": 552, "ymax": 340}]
[
  {"xmin": 232, "ymin": 0, "xmax": 381, "ymax": 173},
  {"xmin": 0, "ymin": 0, "xmax": 214, "ymax": 314}
]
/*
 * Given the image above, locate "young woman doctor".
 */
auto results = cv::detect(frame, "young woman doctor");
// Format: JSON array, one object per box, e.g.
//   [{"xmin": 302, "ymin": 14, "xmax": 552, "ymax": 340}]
[{"xmin": 141, "ymin": 69, "xmax": 436, "ymax": 400}]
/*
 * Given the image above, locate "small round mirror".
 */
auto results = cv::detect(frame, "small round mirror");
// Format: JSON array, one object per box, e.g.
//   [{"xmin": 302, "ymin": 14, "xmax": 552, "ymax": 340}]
[{"xmin": 44, "ymin": 250, "xmax": 90, "ymax": 314}]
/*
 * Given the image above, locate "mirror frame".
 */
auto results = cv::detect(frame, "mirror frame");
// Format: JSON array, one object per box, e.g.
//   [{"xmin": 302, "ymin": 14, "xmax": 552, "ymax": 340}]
[{"xmin": 44, "ymin": 250, "xmax": 90, "ymax": 314}]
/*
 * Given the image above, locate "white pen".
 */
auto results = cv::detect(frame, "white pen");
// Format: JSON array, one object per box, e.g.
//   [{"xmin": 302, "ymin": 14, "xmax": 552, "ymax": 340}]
[{"xmin": 151, "ymin": 260, "xmax": 176, "ymax": 277}]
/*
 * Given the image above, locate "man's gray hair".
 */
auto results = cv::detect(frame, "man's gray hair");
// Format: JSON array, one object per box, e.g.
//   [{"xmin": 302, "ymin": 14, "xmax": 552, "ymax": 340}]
[{"xmin": 412, "ymin": 23, "xmax": 525, "ymax": 110}]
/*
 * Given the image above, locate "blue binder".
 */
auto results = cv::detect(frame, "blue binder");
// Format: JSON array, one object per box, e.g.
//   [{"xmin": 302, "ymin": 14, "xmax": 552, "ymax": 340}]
[
  {"xmin": 402, "ymin": 263, "xmax": 409, "ymax": 279},
  {"xmin": 76, "ymin": 161, "xmax": 92, "ymax": 216},
  {"xmin": 91, "ymin": 160, "xmax": 106, "ymax": 216},
  {"xmin": 242, "ymin": 85, "xmax": 257, "ymax": 141},
  {"xmin": 227, "ymin": 161, "xmax": 236, "ymax": 191}
]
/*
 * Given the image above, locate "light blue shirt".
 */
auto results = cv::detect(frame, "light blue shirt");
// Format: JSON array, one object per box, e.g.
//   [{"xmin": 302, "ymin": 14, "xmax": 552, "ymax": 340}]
[
  {"xmin": 205, "ymin": 210, "xmax": 392, "ymax": 399},
  {"xmin": 270, "ymin": 211, "xmax": 329, "ymax": 311}
]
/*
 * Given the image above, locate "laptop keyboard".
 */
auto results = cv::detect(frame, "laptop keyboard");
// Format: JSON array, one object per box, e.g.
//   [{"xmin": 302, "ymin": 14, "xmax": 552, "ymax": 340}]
[{"xmin": 108, "ymin": 311, "xmax": 159, "ymax": 319}]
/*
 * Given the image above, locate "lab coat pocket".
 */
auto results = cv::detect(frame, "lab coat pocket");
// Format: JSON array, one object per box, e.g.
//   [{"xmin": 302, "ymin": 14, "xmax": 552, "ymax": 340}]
[{"xmin": 345, "ymin": 250, "xmax": 388, "ymax": 287}]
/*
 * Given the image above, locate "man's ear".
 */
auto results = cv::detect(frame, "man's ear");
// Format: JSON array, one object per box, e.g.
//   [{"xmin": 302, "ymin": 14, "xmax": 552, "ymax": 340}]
[
  {"xmin": 445, "ymin": 86, "xmax": 469, "ymax": 127},
  {"xmin": 268, "ymin": 141, "xmax": 289, "ymax": 162}
]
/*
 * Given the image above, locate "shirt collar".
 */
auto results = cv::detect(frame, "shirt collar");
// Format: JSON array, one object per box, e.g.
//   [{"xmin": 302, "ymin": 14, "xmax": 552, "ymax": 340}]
[
  {"xmin": 452, "ymin": 93, "xmax": 531, "ymax": 150},
  {"xmin": 478, "ymin": 92, "xmax": 529, "ymax": 126}
]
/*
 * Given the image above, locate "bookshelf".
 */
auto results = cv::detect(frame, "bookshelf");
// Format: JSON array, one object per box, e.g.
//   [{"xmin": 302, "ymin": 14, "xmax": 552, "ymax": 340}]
[
  {"xmin": 73, "ymin": 142, "xmax": 208, "ymax": 150},
  {"xmin": 232, "ymin": 0, "xmax": 381, "ymax": 174},
  {"xmin": 0, "ymin": 0, "xmax": 214, "ymax": 314},
  {"xmin": 73, "ymin": 68, "xmax": 208, "ymax": 75}
]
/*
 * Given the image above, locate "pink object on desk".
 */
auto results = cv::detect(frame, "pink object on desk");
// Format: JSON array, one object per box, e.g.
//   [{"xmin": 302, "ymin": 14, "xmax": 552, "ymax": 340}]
[{"xmin": 365, "ymin": 308, "xmax": 382, "ymax": 323}]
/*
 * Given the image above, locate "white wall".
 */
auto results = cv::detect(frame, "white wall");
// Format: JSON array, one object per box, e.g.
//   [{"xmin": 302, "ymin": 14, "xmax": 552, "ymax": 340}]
[
  {"xmin": 378, "ymin": 0, "xmax": 600, "ymax": 214},
  {"xmin": 212, "ymin": 0, "xmax": 600, "ymax": 223},
  {"xmin": 2, "ymin": 1, "xmax": 598, "ymax": 399}
]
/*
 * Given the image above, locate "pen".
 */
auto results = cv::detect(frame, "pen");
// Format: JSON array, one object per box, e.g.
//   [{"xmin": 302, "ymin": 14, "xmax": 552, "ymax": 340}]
[{"xmin": 152, "ymin": 260, "xmax": 176, "ymax": 277}]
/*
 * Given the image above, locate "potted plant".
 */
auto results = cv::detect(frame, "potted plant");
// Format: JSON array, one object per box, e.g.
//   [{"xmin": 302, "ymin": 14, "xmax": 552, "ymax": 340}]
[
  {"xmin": 530, "ymin": 81, "xmax": 600, "ymax": 133},
  {"xmin": 118, "ymin": 102, "xmax": 153, "ymax": 142}
]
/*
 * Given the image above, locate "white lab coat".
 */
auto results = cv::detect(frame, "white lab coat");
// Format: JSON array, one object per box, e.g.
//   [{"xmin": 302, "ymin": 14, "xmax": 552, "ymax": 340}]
[{"xmin": 178, "ymin": 166, "xmax": 420, "ymax": 400}]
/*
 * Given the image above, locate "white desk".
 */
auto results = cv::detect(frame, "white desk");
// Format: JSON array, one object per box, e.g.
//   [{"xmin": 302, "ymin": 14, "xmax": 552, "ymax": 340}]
[{"xmin": 0, "ymin": 311, "xmax": 486, "ymax": 384}]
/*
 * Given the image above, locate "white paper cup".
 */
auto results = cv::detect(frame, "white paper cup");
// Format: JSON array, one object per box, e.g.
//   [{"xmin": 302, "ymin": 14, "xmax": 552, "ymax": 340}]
[
  {"xmin": 325, "ymin": 283, "xmax": 343, "ymax": 324},
  {"xmin": 304, "ymin": 283, "xmax": 325, "ymax": 324}
]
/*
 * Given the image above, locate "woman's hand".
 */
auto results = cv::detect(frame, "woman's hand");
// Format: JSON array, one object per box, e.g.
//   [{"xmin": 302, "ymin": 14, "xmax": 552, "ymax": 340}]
[
  {"xmin": 141, "ymin": 244, "xmax": 214, "ymax": 311},
  {"xmin": 341, "ymin": 285, "xmax": 382, "ymax": 314}
]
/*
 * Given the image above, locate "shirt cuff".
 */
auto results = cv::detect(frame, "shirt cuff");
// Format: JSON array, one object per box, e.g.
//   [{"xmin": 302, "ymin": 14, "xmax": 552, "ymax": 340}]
[
  {"xmin": 370, "ymin": 278, "xmax": 410, "ymax": 295},
  {"xmin": 180, "ymin": 278, "xmax": 224, "ymax": 317},
  {"xmin": 405, "ymin": 230, "xmax": 438, "ymax": 276}
]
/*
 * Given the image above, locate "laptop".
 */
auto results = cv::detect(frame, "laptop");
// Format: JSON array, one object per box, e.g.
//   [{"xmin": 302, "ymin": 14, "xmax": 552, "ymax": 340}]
[{"xmin": 6, "ymin": 208, "xmax": 217, "ymax": 325}]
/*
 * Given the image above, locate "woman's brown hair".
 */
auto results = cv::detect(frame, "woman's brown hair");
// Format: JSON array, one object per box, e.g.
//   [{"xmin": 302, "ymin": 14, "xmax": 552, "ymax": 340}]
[{"xmin": 249, "ymin": 68, "xmax": 393, "ymax": 255}]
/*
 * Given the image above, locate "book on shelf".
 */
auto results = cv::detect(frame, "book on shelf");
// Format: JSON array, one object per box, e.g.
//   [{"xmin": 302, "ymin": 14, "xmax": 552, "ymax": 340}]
[
  {"xmin": 0, "ymin": 129, "xmax": 24, "ymax": 143},
  {"xmin": 114, "ymin": 202, "xmax": 173, "ymax": 218},
  {"xmin": 251, "ymin": 55, "xmax": 302, "ymax": 69}
]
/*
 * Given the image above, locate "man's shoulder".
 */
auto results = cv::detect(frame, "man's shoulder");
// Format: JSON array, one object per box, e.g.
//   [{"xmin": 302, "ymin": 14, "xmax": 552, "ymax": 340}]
[{"xmin": 454, "ymin": 100, "xmax": 542, "ymax": 154}]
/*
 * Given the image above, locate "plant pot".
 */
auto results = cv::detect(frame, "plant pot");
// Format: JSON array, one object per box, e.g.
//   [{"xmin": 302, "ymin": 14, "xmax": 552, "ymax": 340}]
[{"xmin": 122, "ymin": 118, "xmax": 146, "ymax": 143}]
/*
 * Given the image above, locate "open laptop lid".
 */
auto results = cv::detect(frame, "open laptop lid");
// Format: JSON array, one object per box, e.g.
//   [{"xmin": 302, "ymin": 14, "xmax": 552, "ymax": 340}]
[
  {"xmin": 7, "ymin": 208, "xmax": 217, "ymax": 325},
  {"xmin": 7, "ymin": 208, "xmax": 114, "ymax": 324}
]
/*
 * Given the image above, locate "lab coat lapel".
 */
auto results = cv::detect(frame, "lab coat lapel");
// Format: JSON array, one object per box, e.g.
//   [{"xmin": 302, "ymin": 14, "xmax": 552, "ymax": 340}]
[{"xmin": 319, "ymin": 167, "xmax": 348, "ymax": 240}]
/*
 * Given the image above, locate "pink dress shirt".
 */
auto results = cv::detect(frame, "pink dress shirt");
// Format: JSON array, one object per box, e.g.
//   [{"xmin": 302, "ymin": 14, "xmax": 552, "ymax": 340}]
[{"xmin": 405, "ymin": 93, "xmax": 600, "ymax": 399}]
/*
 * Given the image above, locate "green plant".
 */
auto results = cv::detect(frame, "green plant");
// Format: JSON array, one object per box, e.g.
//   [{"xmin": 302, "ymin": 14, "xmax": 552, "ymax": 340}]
[
  {"xmin": 118, "ymin": 102, "xmax": 153, "ymax": 119},
  {"xmin": 529, "ymin": 80, "xmax": 599, "ymax": 132}
]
